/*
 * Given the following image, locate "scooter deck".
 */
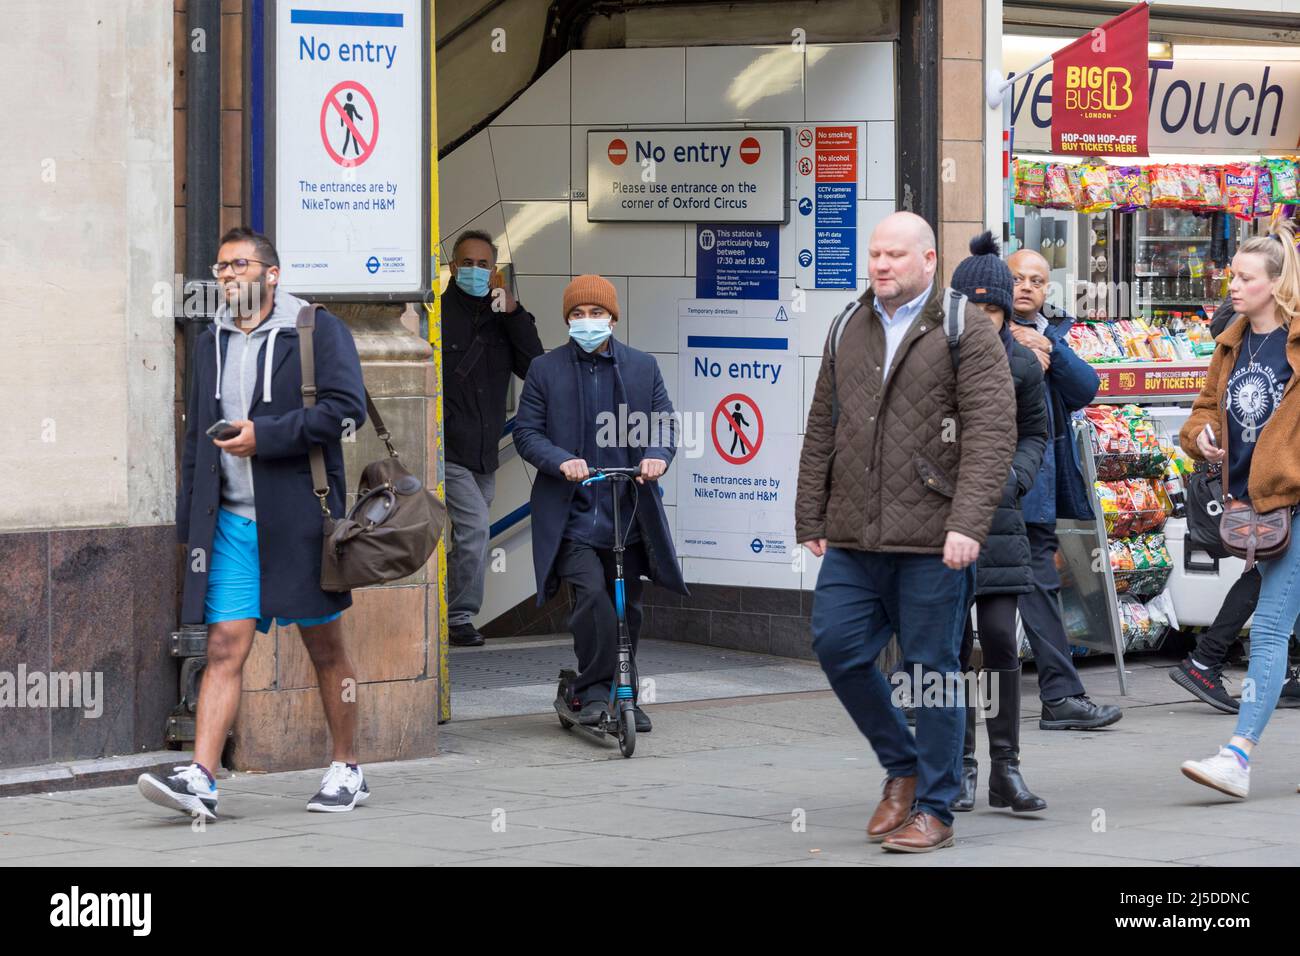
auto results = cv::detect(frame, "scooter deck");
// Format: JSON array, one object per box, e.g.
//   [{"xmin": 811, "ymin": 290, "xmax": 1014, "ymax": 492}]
[{"xmin": 553, "ymin": 695, "xmax": 618, "ymax": 746}]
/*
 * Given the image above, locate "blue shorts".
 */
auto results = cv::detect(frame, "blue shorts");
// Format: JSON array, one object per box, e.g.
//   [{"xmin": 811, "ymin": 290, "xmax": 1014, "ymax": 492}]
[{"xmin": 205, "ymin": 508, "xmax": 342, "ymax": 634}]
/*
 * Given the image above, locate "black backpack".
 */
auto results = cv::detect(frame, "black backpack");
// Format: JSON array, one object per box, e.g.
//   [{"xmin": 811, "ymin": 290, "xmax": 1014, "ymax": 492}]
[{"xmin": 826, "ymin": 287, "xmax": 969, "ymax": 427}]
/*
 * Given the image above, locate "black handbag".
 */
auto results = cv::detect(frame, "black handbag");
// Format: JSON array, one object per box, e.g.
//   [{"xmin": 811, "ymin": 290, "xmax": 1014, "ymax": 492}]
[{"xmin": 1184, "ymin": 464, "xmax": 1231, "ymax": 561}]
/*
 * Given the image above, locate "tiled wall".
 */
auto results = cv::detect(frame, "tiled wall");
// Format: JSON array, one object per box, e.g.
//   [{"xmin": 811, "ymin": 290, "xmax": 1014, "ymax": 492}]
[{"xmin": 442, "ymin": 44, "xmax": 899, "ymax": 637}]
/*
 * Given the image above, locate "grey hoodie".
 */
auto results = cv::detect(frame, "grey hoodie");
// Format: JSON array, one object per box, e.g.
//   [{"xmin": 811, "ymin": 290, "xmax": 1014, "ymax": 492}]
[{"xmin": 213, "ymin": 288, "xmax": 308, "ymax": 520}]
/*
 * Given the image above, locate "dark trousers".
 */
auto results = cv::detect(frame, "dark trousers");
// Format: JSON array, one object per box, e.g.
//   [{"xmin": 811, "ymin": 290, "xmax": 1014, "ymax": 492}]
[
  {"xmin": 811, "ymin": 548, "xmax": 973, "ymax": 826},
  {"xmin": 960, "ymin": 594, "xmax": 1021, "ymax": 672},
  {"xmin": 1193, "ymin": 567, "xmax": 1260, "ymax": 666},
  {"xmin": 1018, "ymin": 523, "xmax": 1086, "ymax": 701},
  {"xmin": 556, "ymin": 537, "xmax": 645, "ymax": 702}
]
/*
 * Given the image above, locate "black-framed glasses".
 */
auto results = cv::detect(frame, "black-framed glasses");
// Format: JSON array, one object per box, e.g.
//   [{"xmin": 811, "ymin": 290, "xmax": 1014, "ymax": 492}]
[{"xmin": 211, "ymin": 258, "xmax": 271, "ymax": 277}]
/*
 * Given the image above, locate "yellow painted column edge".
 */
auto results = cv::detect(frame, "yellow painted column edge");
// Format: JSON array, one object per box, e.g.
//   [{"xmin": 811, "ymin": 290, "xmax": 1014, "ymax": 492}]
[{"xmin": 428, "ymin": 0, "xmax": 450, "ymax": 723}]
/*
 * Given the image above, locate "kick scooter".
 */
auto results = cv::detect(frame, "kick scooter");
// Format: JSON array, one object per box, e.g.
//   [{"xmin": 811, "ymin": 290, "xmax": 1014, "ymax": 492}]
[{"xmin": 554, "ymin": 466, "xmax": 643, "ymax": 757}]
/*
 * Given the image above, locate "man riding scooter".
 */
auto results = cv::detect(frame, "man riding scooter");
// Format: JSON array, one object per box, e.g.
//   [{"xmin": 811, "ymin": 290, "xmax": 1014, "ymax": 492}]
[{"xmin": 512, "ymin": 275, "xmax": 688, "ymax": 731}]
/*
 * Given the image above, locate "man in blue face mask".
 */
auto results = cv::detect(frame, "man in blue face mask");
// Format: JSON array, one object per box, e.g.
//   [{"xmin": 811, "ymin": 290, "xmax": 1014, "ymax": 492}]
[
  {"xmin": 442, "ymin": 230, "xmax": 544, "ymax": 646},
  {"xmin": 513, "ymin": 275, "xmax": 689, "ymax": 731}
]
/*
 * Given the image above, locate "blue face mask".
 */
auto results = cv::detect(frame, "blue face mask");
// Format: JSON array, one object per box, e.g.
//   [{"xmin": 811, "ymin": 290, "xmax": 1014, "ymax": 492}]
[
  {"xmin": 569, "ymin": 316, "xmax": 613, "ymax": 352},
  {"xmin": 455, "ymin": 265, "xmax": 491, "ymax": 297}
]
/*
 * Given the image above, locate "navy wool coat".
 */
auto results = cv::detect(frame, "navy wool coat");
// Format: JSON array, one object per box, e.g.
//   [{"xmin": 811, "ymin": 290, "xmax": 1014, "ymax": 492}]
[
  {"xmin": 178, "ymin": 308, "xmax": 367, "ymax": 624},
  {"xmin": 513, "ymin": 338, "xmax": 689, "ymax": 604}
]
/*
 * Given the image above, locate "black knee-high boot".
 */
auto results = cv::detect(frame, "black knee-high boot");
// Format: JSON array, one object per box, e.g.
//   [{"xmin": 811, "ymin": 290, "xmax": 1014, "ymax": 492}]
[
  {"xmin": 986, "ymin": 666, "xmax": 1046, "ymax": 812},
  {"xmin": 950, "ymin": 691, "xmax": 978, "ymax": 812}
]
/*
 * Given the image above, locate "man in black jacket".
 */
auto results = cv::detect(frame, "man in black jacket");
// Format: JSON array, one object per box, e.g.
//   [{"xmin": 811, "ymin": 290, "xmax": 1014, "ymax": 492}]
[{"xmin": 442, "ymin": 230, "xmax": 544, "ymax": 646}]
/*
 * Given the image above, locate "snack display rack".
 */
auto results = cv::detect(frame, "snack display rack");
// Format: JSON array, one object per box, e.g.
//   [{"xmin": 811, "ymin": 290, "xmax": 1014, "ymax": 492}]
[
  {"xmin": 1034, "ymin": 405, "xmax": 1189, "ymax": 694},
  {"xmin": 1007, "ymin": 153, "xmax": 1298, "ymax": 690}
]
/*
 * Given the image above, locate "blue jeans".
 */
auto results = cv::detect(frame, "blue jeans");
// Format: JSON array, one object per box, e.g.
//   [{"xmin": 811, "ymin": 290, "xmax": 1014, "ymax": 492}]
[
  {"xmin": 811, "ymin": 548, "xmax": 974, "ymax": 826},
  {"xmin": 1234, "ymin": 537, "xmax": 1300, "ymax": 743}
]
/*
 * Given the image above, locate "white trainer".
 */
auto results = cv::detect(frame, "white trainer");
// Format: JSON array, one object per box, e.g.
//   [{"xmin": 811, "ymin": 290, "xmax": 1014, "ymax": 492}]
[
  {"xmin": 1181, "ymin": 748, "xmax": 1250, "ymax": 799},
  {"xmin": 306, "ymin": 761, "xmax": 370, "ymax": 812}
]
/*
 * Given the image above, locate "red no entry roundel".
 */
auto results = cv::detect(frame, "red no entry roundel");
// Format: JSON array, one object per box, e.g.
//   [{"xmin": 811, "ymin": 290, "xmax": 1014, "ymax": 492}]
[
  {"xmin": 712, "ymin": 393, "xmax": 764, "ymax": 465},
  {"xmin": 607, "ymin": 138, "xmax": 628, "ymax": 165},
  {"xmin": 320, "ymin": 80, "xmax": 378, "ymax": 167},
  {"xmin": 739, "ymin": 136, "xmax": 762, "ymax": 165}
]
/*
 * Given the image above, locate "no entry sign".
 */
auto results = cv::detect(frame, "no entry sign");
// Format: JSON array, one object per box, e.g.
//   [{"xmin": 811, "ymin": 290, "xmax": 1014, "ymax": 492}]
[
  {"xmin": 678, "ymin": 299, "xmax": 799, "ymax": 563},
  {"xmin": 587, "ymin": 127, "xmax": 788, "ymax": 222},
  {"xmin": 320, "ymin": 80, "xmax": 378, "ymax": 167},
  {"xmin": 268, "ymin": 0, "xmax": 428, "ymax": 298}
]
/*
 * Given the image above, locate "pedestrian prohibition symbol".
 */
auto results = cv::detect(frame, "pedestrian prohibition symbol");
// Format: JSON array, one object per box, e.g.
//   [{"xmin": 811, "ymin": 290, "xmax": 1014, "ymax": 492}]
[
  {"xmin": 320, "ymin": 80, "xmax": 378, "ymax": 167},
  {"xmin": 712, "ymin": 393, "xmax": 764, "ymax": 465}
]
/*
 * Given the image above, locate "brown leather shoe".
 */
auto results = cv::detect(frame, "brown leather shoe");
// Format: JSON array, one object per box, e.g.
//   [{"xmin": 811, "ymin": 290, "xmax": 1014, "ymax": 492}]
[
  {"xmin": 865, "ymin": 775, "xmax": 917, "ymax": 843},
  {"xmin": 881, "ymin": 811, "xmax": 954, "ymax": 853}
]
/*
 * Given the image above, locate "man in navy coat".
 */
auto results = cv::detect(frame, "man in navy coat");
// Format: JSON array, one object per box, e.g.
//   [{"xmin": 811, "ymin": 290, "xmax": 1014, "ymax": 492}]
[
  {"xmin": 138, "ymin": 227, "xmax": 370, "ymax": 820},
  {"xmin": 513, "ymin": 275, "xmax": 688, "ymax": 732},
  {"xmin": 1007, "ymin": 248, "xmax": 1122, "ymax": 731}
]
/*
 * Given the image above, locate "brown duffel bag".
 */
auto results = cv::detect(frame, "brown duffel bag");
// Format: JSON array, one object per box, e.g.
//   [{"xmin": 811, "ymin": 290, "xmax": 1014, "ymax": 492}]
[{"xmin": 298, "ymin": 305, "xmax": 447, "ymax": 592}]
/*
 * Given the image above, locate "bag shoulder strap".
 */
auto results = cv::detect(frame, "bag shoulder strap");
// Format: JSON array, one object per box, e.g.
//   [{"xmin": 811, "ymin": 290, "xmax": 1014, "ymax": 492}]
[
  {"xmin": 827, "ymin": 299, "xmax": 862, "ymax": 428},
  {"xmin": 297, "ymin": 306, "xmax": 333, "ymax": 516},
  {"xmin": 942, "ymin": 287, "xmax": 967, "ymax": 373}
]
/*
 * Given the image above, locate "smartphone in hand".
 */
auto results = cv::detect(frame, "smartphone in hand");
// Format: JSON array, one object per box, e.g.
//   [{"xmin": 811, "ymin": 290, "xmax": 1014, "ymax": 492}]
[{"xmin": 206, "ymin": 419, "xmax": 240, "ymax": 441}]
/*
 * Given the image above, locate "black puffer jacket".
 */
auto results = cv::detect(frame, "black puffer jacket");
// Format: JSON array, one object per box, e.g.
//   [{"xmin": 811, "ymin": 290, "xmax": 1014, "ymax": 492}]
[{"xmin": 975, "ymin": 329, "xmax": 1049, "ymax": 594}]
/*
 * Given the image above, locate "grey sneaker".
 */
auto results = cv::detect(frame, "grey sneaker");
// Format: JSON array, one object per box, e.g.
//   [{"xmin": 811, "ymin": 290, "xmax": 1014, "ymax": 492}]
[
  {"xmin": 307, "ymin": 762, "xmax": 370, "ymax": 812},
  {"xmin": 138, "ymin": 764, "xmax": 218, "ymax": 820}
]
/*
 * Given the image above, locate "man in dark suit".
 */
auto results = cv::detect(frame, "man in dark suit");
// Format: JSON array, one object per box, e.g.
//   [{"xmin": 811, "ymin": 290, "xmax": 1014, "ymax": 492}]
[
  {"xmin": 1006, "ymin": 248, "xmax": 1123, "ymax": 731},
  {"xmin": 513, "ymin": 275, "xmax": 687, "ymax": 733}
]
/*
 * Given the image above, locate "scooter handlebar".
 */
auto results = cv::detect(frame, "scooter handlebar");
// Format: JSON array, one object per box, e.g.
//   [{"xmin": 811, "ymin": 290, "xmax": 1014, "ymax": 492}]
[{"xmin": 581, "ymin": 467, "xmax": 641, "ymax": 485}]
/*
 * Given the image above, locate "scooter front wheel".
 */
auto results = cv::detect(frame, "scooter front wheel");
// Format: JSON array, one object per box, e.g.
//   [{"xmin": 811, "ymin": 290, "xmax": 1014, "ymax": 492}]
[{"xmin": 618, "ymin": 706, "xmax": 636, "ymax": 757}]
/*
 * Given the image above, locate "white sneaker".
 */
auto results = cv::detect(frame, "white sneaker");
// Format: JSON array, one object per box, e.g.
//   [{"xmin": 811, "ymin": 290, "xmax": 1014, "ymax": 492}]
[
  {"xmin": 1181, "ymin": 748, "xmax": 1250, "ymax": 799},
  {"xmin": 306, "ymin": 761, "xmax": 369, "ymax": 812},
  {"xmin": 138, "ymin": 764, "xmax": 219, "ymax": 819}
]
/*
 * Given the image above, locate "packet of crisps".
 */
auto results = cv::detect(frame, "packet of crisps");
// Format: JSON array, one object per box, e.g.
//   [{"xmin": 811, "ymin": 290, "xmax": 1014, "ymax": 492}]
[
  {"xmin": 1255, "ymin": 166, "xmax": 1275, "ymax": 217},
  {"xmin": 1223, "ymin": 164, "xmax": 1259, "ymax": 220},
  {"xmin": 1014, "ymin": 159, "xmax": 1048, "ymax": 206},
  {"xmin": 1149, "ymin": 165, "xmax": 1183, "ymax": 207},
  {"xmin": 1267, "ymin": 158, "xmax": 1298, "ymax": 203},
  {"xmin": 1080, "ymin": 165, "xmax": 1114, "ymax": 212},
  {"xmin": 1046, "ymin": 164, "xmax": 1072, "ymax": 207},
  {"xmin": 1107, "ymin": 165, "xmax": 1150, "ymax": 212},
  {"xmin": 1198, "ymin": 165, "xmax": 1223, "ymax": 210},
  {"xmin": 1066, "ymin": 165, "xmax": 1088, "ymax": 209}
]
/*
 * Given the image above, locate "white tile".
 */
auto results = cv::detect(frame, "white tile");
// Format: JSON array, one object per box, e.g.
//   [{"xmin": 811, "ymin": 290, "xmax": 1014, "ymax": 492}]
[
  {"xmin": 777, "ymin": 201, "xmax": 798, "ymax": 278},
  {"xmin": 502, "ymin": 201, "xmax": 571, "ymax": 275},
  {"xmin": 686, "ymin": 45, "xmax": 804, "ymax": 123},
  {"xmin": 515, "ymin": 275, "xmax": 572, "ymax": 350},
  {"xmin": 494, "ymin": 55, "xmax": 571, "ymax": 126},
  {"xmin": 798, "ymin": 285, "xmax": 867, "ymax": 357},
  {"xmin": 440, "ymin": 204, "xmax": 512, "ymax": 272},
  {"xmin": 438, "ymin": 130, "xmax": 499, "ymax": 239},
  {"xmin": 605, "ymin": 275, "xmax": 630, "ymax": 343},
  {"xmin": 570, "ymin": 125, "xmax": 625, "ymax": 203},
  {"xmin": 865, "ymin": 121, "xmax": 895, "ymax": 201},
  {"xmin": 857, "ymin": 201, "xmax": 897, "ymax": 278},
  {"xmin": 663, "ymin": 503, "xmax": 677, "ymax": 540},
  {"xmin": 571, "ymin": 49, "xmax": 685, "ymax": 124},
  {"xmin": 490, "ymin": 126, "xmax": 571, "ymax": 200},
  {"xmin": 801, "ymin": 356, "xmax": 823, "ymax": 435},
  {"xmin": 628, "ymin": 277, "xmax": 693, "ymax": 353},
  {"xmin": 571, "ymin": 203, "xmax": 686, "ymax": 277},
  {"xmin": 804, "ymin": 43, "xmax": 894, "ymax": 123}
]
